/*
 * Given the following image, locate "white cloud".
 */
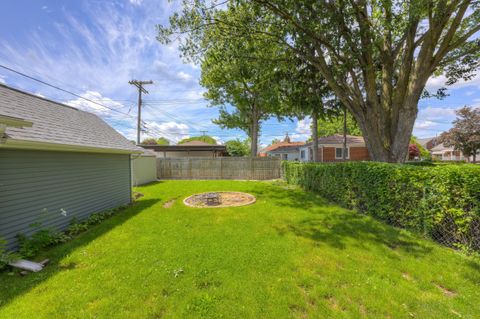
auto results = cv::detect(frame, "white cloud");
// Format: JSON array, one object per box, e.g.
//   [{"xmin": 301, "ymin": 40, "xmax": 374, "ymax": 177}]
[
  {"xmin": 426, "ymin": 73, "xmax": 480, "ymax": 92},
  {"xmin": 212, "ymin": 136, "xmax": 224, "ymax": 145},
  {"xmin": 414, "ymin": 120, "xmax": 436, "ymax": 129},
  {"xmin": 143, "ymin": 120, "xmax": 189, "ymax": 143},
  {"xmin": 291, "ymin": 117, "xmax": 311, "ymax": 141},
  {"xmin": 177, "ymin": 71, "xmax": 192, "ymax": 81},
  {"xmin": 65, "ymin": 91, "xmax": 128, "ymax": 117},
  {"xmin": 417, "ymin": 106, "xmax": 457, "ymax": 122},
  {"xmin": 0, "ymin": 75, "xmax": 5, "ymax": 84},
  {"xmin": 129, "ymin": 0, "xmax": 143, "ymax": 5},
  {"xmin": 413, "ymin": 106, "xmax": 460, "ymax": 138}
]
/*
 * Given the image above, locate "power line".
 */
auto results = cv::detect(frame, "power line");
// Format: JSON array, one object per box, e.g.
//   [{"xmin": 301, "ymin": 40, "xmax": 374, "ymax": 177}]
[{"xmin": 0, "ymin": 64, "xmax": 134, "ymax": 117}]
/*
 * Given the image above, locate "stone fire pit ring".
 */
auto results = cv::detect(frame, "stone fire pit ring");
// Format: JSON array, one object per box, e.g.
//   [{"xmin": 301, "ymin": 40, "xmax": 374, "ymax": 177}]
[{"xmin": 183, "ymin": 191, "xmax": 256, "ymax": 208}]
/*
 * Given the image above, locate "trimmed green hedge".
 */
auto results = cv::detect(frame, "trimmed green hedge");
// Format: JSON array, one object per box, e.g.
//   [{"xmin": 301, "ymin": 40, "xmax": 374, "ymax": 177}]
[{"xmin": 282, "ymin": 161, "xmax": 480, "ymax": 252}]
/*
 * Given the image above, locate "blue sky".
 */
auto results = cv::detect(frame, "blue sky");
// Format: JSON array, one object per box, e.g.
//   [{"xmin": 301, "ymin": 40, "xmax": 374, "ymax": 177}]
[{"xmin": 0, "ymin": 0, "xmax": 479, "ymax": 146}]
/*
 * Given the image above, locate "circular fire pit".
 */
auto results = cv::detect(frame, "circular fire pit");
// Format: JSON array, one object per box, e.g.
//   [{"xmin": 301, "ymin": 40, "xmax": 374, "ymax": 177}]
[{"xmin": 183, "ymin": 192, "xmax": 256, "ymax": 208}]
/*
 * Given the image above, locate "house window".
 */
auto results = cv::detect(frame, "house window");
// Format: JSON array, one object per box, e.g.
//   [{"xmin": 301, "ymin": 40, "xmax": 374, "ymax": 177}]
[
  {"xmin": 300, "ymin": 150, "xmax": 305, "ymax": 159},
  {"xmin": 282, "ymin": 153, "xmax": 288, "ymax": 160},
  {"xmin": 335, "ymin": 147, "xmax": 349, "ymax": 159}
]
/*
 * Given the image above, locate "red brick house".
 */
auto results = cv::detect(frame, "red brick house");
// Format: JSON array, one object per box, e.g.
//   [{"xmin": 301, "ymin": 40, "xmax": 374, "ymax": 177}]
[{"xmin": 298, "ymin": 135, "xmax": 370, "ymax": 162}]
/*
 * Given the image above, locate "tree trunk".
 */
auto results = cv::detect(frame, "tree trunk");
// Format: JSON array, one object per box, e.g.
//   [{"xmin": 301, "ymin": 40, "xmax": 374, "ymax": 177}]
[
  {"xmin": 354, "ymin": 106, "xmax": 417, "ymax": 163},
  {"xmin": 343, "ymin": 107, "xmax": 347, "ymax": 161},
  {"xmin": 311, "ymin": 110, "xmax": 319, "ymax": 162},
  {"xmin": 473, "ymin": 153, "xmax": 477, "ymax": 164},
  {"xmin": 250, "ymin": 106, "xmax": 259, "ymax": 157}
]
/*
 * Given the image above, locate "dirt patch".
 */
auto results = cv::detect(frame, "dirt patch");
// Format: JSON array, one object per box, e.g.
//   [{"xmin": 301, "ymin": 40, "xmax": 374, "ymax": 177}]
[
  {"xmin": 133, "ymin": 192, "xmax": 144, "ymax": 200},
  {"xmin": 434, "ymin": 283, "xmax": 457, "ymax": 297},
  {"xmin": 402, "ymin": 272, "xmax": 412, "ymax": 281},
  {"xmin": 183, "ymin": 192, "xmax": 256, "ymax": 208},
  {"xmin": 163, "ymin": 199, "xmax": 175, "ymax": 208}
]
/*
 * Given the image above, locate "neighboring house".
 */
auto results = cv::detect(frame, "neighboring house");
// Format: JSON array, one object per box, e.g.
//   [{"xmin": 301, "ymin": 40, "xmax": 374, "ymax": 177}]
[
  {"xmin": 131, "ymin": 149, "xmax": 158, "ymax": 186},
  {"xmin": 431, "ymin": 144, "xmax": 466, "ymax": 161},
  {"xmin": 259, "ymin": 133, "xmax": 305, "ymax": 160},
  {"xmin": 142, "ymin": 140, "xmax": 227, "ymax": 158},
  {"xmin": 417, "ymin": 137, "xmax": 440, "ymax": 151},
  {"xmin": 0, "ymin": 84, "xmax": 142, "ymax": 248},
  {"xmin": 299, "ymin": 135, "xmax": 370, "ymax": 162}
]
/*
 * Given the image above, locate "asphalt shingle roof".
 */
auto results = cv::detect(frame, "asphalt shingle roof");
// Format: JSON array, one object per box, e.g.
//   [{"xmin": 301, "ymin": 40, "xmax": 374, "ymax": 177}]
[
  {"xmin": 0, "ymin": 84, "xmax": 141, "ymax": 153},
  {"xmin": 303, "ymin": 134, "xmax": 365, "ymax": 146}
]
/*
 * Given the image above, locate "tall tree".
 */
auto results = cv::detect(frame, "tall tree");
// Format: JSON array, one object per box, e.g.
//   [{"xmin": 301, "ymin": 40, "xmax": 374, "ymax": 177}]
[
  {"xmin": 225, "ymin": 138, "xmax": 251, "ymax": 157},
  {"xmin": 156, "ymin": 137, "xmax": 170, "ymax": 145},
  {"xmin": 159, "ymin": 1, "xmax": 480, "ymax": 162},
  {"xmin": 317, "ymin": 112, "xmax": 362, "ymax": 137},
  {"xmin": 176, "ymin": 7, "xmax": 283, "ymax": 156},
  {"xmin": 275, "ymin": 48, "xmax": 339, "ymax": 162},
  {"xmin": 439, "ymin": 106, "xmax": 480, "ymax": 163},
  {"xmin": 178, "ymin": 135, "xmax": 217, "ymax": 145}
]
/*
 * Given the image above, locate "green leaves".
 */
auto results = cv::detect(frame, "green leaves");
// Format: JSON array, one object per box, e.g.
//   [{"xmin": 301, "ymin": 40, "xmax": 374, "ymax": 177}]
[
  {"xmin": 283, "ymin": 161, "xmax": 480, "ymax": 253},
  {"xmin": 178, "ymin": 136, "xmax": 217, "ymax": 145},
  {"xmin": 224, "ymin": 138, "xmax": 251, "ymax": 157}
]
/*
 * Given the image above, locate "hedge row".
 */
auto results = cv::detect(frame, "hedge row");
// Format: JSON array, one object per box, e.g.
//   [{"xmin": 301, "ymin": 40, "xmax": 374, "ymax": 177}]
[{"xmin": 282, "ymin": 161, "xmax": 480, "ymax": 252}]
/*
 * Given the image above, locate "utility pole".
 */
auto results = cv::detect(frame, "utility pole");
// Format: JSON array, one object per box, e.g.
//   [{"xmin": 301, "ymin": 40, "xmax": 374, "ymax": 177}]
[{"xmin": 129, "ymin": 80, "xmax": 153, "ymax": 144}]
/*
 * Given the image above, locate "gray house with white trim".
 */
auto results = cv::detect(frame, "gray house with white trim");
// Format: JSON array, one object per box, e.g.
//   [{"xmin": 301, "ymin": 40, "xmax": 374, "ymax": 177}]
[{"xmin": 0, "ymin": 84, "xmax": 142, "ymax": 248}]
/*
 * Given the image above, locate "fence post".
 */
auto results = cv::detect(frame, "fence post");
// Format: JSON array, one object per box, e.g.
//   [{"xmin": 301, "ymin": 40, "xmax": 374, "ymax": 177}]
[
  {"xmin": 188, "ymin": 158, "xmax": 192, "ymax": 179},
  {"xmin": 250, "ymin": 157, "xmax": 254, "ymax": 180},
  {"xmin": 220, "ymin": 157, "xmax": 223, "ymax": 179}
]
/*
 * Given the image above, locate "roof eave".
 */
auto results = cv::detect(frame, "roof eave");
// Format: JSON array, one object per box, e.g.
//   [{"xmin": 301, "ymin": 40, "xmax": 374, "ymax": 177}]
[{"xmin": 0, "ymin": 138, "xmax": 142, "ymax": 155}]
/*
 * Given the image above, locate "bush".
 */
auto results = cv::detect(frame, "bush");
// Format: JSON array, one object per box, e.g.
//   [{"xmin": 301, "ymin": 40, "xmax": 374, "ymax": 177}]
[
  {"xmin": 1, "ymin": 238, "xmax": 20, "ymax": 270},
  {"xmin": 282, "ymin": 161, "xmax": 480, "ymax": 252},
  {"xmin": 14, "ymin": 206, "xmax": 127, "ymax": 261}
]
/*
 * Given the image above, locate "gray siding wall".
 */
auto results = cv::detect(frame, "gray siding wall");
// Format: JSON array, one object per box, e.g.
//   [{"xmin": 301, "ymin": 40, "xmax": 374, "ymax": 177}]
[{"xmin": 0, "ymin": 149, "xmax": 131, "ymax": 249}]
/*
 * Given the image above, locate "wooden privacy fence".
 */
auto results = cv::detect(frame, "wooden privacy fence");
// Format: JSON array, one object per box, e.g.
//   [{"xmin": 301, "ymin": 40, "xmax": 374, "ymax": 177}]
[{"xmin": 157, "ymin": 157, "xmax": 281, "ymax": 180}]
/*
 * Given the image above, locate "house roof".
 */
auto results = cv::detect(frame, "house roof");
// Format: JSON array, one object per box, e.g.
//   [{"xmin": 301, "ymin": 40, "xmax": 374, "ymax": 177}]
[
  {"xmin": 0, "ymin": 84, "xmax": 141, "ymax": 154},
  {"xmin": 261, "ymin": 141, "xmax": 305, "ymax": 153},
  {"xmin": 141, "ymin": 144, "xmax": 227, "ymax": 152},
  {"xmin": 179, "ymin": 140, "xmax": 215, "ymax": 146},
  {"xmin": 431, "ymin": 143, "xmax": 455, "ymax": 153},
  {"xmin": 303, "ymin": 134, "xmax": 365, "ymax": 146}
]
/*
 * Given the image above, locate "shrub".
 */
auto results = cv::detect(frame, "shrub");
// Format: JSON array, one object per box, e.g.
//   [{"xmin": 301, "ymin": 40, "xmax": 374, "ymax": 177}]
[
  {"xmin": 282, "ymin": 161, "xmax": 480, "ymax": 252},
  {"xmin": 0, "ymin": 238, "xmax": 20, "ymax": 270},
  {"xmin": 13, "ymin": 206, "xmax": 128, "ymax": 261}
]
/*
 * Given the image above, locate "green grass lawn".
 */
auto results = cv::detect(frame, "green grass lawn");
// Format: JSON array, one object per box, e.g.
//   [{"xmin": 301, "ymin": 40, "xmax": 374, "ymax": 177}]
[{"xmin": 1, "ymin": 180, "xmax": 479, "ymax": 318}]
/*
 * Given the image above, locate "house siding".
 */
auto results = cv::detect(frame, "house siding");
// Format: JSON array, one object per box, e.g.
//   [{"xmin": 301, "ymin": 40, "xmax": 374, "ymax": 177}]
[
  {"xmin": 132, "ymin": 155, "xmax": 157, "ymax": 186},
  {"xmin": 0, "ymin": 149, "xmax": 131, "ymax": 249},
  {"xmin": 322, "ymin": 147, "xmax": 336, "ymax": 161},
  {"xmin": 350, "ymin": 147, "xmax": 370, "ymax": 160},
  {"xmin": 322, "ymin": 146, "xmax": 369, "ymax": 162}
]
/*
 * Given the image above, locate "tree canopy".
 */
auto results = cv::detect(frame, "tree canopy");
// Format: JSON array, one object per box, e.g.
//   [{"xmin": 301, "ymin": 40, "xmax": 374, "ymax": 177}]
[
  {"xmin": 178, "ymin": 135, "xmax": 217, "ymax": 145},
  {"xmin": 224, "ymin": 139, "xmax": 251, "ymax": 157},
  {"xmin": 158, "ymin": 0, "xmax": 480, "ymax": 162},
  {"xmin": 317, "ymin": 112, "xmax": 362, "ymax": 137},
  {"xmin": 439, "ymin": 106, "xmax": 480, "ymax": 163},
  {"xmin": 194, "ymin": 6, "xmax": 285, "ymax": 156},
  {"xmin": 141, "ymin": 137, "xmax": 170, "ymax": 145}
]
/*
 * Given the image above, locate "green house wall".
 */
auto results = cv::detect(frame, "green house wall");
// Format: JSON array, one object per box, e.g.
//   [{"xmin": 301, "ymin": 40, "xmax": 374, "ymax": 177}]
[{"xmin": 0, "ymin": 149, "xmax": 131, "ymax": 249}]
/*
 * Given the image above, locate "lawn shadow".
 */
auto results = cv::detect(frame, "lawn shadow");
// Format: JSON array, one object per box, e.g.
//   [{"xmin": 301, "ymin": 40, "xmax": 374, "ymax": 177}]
[
  {"xmin": 250, "ymin": 181, "xmax": 331, "ymax": 210},
  {"xmin": 256, "ymin": 182, "xmax": 434, "ymax": 258},
  {"xmin": 0, "ymin": 198, "xmax": 159, "ymax": 308},
  {"xmin": 280, "ymin": 213, "xmax": 433, "ymax": 257}
]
